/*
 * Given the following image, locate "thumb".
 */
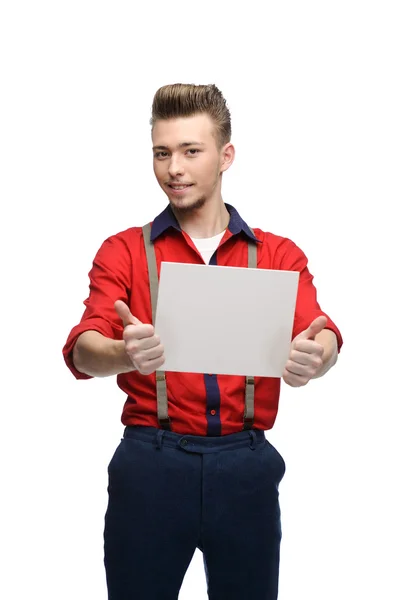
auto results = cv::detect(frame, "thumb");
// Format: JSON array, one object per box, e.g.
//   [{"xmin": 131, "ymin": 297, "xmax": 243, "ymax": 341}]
[
  {"xmin": 114, "ymin": 300, "xmax": 142, "ymax": 327},
  {"xmin": 302, "ymin": 315, "xmax": 328, "ymax": 340}
]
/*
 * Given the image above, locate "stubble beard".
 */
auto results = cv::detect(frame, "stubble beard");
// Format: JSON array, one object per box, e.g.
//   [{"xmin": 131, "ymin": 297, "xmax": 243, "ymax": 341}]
[{"xmin": 169, "ymin": 192, "xmax": 207, "ymax": 216}]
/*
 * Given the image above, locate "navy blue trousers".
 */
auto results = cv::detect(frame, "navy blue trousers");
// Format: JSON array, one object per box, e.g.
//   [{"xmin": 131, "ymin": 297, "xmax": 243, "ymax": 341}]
[{"xmin": 104, "ymin": 426, "xmax": 285, "ymax": 599}]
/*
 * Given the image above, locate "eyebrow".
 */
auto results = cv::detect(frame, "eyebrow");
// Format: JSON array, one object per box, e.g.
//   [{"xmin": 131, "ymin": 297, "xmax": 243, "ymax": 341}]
[{"xmin": 152, "ymin": 142, "xmax": 205, "ymax": 151}]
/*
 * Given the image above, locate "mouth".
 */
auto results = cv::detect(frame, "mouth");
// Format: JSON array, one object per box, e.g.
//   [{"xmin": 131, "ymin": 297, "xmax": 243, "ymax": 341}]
[{"xmin": 167, "ymin": 184, "xmax": 194, "ymax": 195}]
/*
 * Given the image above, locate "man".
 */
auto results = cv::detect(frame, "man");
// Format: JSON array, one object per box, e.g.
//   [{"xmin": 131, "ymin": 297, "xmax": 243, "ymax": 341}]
[{"xmin": 63, "ymin": 83, "xmax": 343, "ymax": 600}]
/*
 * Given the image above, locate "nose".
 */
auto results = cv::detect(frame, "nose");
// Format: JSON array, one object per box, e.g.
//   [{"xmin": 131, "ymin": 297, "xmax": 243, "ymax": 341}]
[{"xmin": 168, "ymin": 155, "xmax": 185, "ymax": 178}]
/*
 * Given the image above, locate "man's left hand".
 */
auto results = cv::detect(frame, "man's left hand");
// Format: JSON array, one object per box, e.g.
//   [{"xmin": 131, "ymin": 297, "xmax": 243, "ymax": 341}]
[{"xmin": 282, "ymin": 316, "xmax": 327, "ymax": 387}]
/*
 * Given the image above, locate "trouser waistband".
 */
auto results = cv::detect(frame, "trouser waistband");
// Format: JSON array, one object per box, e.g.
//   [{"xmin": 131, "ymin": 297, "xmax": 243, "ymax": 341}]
[{"xmin": 123, "ymin": 425, "xmax": 266, "ymax": 454}]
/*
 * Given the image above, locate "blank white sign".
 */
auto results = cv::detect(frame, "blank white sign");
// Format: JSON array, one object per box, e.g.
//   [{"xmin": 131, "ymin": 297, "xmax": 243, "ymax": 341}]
[{"xmin": 154, "ymin": 262, "xmax": 299, "ymax": 377}]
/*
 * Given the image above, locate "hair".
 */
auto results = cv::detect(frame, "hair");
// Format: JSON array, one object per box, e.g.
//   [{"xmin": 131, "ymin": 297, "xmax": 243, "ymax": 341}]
[{"xmin": 150, "ymin": 83, "xmax": 231, "ymax": 150}]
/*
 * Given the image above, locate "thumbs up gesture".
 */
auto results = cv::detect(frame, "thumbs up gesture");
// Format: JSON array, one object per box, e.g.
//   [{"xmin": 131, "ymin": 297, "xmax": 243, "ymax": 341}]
[
  {"xmin": 282, "ymin": 316, "xmax": 327, "ymax": 387},
  {"xmin": 114, "ymin": 300, "xmax": 165, "ymax": 375}
]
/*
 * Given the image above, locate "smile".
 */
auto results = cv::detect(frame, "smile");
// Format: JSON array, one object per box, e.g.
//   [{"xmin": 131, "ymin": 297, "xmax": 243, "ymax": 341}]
[{"xmin": 168, "ymin": 184, "xmax": 193, "ymax": 194}]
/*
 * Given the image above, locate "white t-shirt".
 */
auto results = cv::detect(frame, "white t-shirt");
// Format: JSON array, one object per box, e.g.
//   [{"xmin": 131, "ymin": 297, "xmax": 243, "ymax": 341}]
[{"xmin": 190, "ymin": 230, "xmax": 226, "ymax": 265}]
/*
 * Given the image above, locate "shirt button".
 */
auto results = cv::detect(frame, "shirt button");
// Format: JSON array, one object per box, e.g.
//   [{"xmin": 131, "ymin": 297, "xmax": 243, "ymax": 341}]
[
  {"xmin": 210, "ymin": 410, "xmax": 217, "ymax": 416},
  {"xmin": 181, "ymin": 439, "xmax": 188, "ymax": 446}
]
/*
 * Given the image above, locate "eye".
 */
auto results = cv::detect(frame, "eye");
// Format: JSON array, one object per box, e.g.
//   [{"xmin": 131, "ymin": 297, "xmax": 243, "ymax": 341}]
[
  {"xmin": 154, "ymin": 151, "xmax": 168, "ymax": 159},
  {"xmin": 187, "ymin": 149, "xmax": 200, "ymax": 155}
]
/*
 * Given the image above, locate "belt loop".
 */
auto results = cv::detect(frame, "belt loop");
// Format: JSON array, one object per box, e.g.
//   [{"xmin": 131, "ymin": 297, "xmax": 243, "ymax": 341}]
[
  {"xmin": 249, "ymin": 430, "xmax": 256, "ymax": 451},
  {"xmin": 155, "ymin": 429, "xmax": 165, "ymax": 450}
]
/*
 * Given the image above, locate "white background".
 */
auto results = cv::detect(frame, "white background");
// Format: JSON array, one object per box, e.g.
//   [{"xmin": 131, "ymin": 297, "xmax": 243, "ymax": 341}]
[{"xmin": 1, "ymin": 1, "xmax": 398, "ymax": 598}]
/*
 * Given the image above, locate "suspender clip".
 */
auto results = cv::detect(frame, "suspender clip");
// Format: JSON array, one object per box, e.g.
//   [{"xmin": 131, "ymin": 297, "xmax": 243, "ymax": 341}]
[{"xmin": 159, "ymin": 417, "xmax": 172, "ymax": 431}]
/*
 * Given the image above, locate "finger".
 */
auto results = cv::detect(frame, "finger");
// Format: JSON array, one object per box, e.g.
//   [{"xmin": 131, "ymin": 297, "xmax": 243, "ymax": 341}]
[
  {"xmin": 132, "ymin": 345, "xmax": 165, "ymax": 365},
  {"xmin": 292, "ymin": 340, "xmax": 324, "ymax": 358},
  {"xmin": 136, "ymin": 355, "xmax": 166, "ymax": 376},
  {"xmin": 285, "ymin": 361, "xmax": 308, "ymax": 376},
  {"xmin": 125, "ymin": 333, "xmax": 160, "ymax": 351},
  {"xmin": 282, "ymin": 369, "xmax": 308, "ymax": 387},
  {"xmin": 287, "ymin": 351, "xmax": 323, "ymax": 370},
  {"xmin": 114, "ymin": 300, "xmax": 142, "ymax": 327},
  {"xmin": 304, "ymin": 316, "xmax": 328, "ymax": 340},
  {"xmin": 125, "ymin": 334, "xmax": 161, "ymax": 354},
  {"xmin": 285, "ymin": 357, "xmax": 322, "ymax": 377}
]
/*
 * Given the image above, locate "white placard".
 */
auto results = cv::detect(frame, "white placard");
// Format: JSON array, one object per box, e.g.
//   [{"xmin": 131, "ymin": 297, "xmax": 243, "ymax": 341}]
[{"xmin": 154, "ymin": 262, "xmax": 299, "ymax": 377}]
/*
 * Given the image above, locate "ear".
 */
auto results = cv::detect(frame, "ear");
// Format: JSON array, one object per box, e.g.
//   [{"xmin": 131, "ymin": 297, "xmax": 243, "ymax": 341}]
[{"xmin": 220, "ymin": 142, "xmax": 235, "ymax": 174}]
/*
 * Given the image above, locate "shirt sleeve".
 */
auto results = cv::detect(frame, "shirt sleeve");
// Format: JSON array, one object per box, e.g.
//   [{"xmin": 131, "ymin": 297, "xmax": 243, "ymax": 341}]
[
  {"xmin": 276, "ymin": 238, "xmax": 343, "ymax": 351},
  {"xmin": 62, "ymin": 234, "xmax": 132, "ymax": 379}
]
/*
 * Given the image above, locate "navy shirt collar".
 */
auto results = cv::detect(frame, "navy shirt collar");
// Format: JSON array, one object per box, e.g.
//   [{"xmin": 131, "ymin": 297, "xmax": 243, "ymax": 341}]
[{"xmin": 150, "ymin": 203, "xmax": 261, "ymax": 243}]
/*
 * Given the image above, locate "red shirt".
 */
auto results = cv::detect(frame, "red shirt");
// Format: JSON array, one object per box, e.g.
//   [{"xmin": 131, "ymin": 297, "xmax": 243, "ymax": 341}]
[{"xmin": 63, "ymin": 203, "xmax": 343, "ymax": 436}]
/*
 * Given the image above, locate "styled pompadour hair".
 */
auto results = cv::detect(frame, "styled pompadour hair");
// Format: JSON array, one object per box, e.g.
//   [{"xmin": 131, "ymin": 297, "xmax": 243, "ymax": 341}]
[{"xmin": 150, "ymin": 83, "xmax": 231, "ymax": 150}]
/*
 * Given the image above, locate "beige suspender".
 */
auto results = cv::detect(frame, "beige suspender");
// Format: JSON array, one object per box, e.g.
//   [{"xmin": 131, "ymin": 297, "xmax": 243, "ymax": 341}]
[
  {"xmin": 244, "ymin": 230, "xmax": 257, "ymax": 430},
  {"xmin": 142, "ymin": 223, "xmax": 171, "ymax": 430},
  {"xmin": 142, "ymin": 222, "xmax": 257, "ymax": 431}
]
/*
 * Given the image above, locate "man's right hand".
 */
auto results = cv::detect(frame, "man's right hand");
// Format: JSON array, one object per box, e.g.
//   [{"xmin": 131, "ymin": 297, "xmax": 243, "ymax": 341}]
[{"xmin": 114, "ymin": 300, "xmax": 165, "ymax": 375}]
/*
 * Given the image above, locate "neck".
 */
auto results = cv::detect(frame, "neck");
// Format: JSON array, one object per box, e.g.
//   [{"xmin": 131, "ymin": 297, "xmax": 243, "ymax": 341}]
[{"xmin": 171, "ymin": 199, "xmax": 230, "ymax": 239}]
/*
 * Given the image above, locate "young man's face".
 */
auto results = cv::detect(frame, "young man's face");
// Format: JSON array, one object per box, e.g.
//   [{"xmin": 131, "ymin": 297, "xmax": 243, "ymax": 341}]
[{"xmin": 152, "ymin": 113, "xmax": 234, "ymax": 213}]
